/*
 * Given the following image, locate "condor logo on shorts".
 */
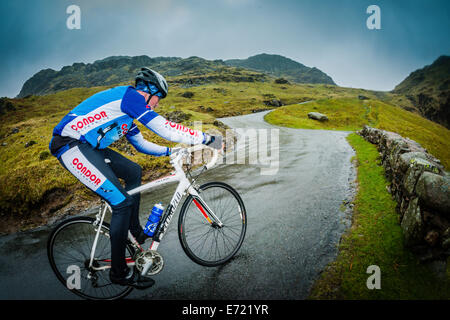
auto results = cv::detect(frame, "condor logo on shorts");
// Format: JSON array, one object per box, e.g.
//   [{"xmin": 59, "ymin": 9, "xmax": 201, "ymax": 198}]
[
  {"xmin": 61, "ymin": 146, "xmax": 107, "ymax": 191},
  {"xmin": 72, "ymin": 158, "xmax": 102, "ymax": 186}
]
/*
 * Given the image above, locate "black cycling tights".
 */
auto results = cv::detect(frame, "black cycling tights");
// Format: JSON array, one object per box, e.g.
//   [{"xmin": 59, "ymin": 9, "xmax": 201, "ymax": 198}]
[{"xmin": 58, "ymin": 142, "xmax": 143, "ymax": 277}]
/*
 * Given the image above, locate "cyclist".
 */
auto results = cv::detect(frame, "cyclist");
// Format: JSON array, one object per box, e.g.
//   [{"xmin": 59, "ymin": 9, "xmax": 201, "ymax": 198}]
[{"xmin": 49, "ymin": 67, "xmax": 222, "ymax": 289}]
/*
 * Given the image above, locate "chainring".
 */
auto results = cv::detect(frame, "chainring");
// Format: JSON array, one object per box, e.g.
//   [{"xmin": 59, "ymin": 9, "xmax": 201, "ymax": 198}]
[{"xmin": 134, "ymin": 250, "xmax": 164, "ymax": 276}]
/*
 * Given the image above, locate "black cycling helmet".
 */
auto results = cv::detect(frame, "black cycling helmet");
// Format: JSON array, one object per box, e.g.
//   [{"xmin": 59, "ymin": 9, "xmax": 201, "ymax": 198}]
[{"xmin": 135, "ymin": 67, "xmax": 168, "ymax": 98}]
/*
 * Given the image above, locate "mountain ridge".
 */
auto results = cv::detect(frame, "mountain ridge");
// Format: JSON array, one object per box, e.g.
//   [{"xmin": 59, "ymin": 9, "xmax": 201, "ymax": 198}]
[
  {"xmin": 392, "ymin": 55, "xmax": 450, "ymax": 128},
  {"xmin": 17, "ymin": 53, "xmax": 336, "ymax": 98},
  {"xmin": 225, "ymin": 53, "xmax": 336, "ymax": 85}
]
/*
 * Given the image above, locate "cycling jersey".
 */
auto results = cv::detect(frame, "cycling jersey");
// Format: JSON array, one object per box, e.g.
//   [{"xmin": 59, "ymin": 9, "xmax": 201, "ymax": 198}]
[{"xmin": 50, "ymin": 85, "xmax": 207, "ymax": 158}]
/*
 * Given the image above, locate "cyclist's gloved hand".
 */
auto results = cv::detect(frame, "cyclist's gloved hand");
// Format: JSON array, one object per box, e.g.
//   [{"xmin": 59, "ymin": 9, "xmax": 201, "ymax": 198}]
[
  {"xmin": 204, "ymin": 134, "xmax": 223, "ymax": 150},
  {"xmin": 167, "ymin": 147, "xmax": 182, "ymax": 156}
]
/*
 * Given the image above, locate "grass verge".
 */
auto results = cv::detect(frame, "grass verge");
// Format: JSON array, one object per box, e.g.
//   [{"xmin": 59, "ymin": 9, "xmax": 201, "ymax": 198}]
[{"xmin": 309, "ymin": 133, "xmax": 450, "ymax": 299}]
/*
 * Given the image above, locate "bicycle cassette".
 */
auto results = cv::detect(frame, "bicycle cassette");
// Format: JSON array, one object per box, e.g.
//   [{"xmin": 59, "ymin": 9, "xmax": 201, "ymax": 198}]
[{"xmin": 134, "ymin": 250, "xmax": 164, "ymax": 276}]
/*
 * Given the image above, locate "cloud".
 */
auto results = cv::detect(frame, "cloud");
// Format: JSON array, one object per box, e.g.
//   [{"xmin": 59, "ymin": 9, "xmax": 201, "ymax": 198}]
[
  {"xmin": 0, "ymin": 0, "xmax": 449, "ymax": 96},
  {"xmin": 222, "ymin": 0, "xmax": 258, "ymax": 5}
]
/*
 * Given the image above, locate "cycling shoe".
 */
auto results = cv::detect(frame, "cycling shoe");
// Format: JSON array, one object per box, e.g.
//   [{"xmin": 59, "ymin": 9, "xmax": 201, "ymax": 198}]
[
  {"xmin": 109, "ymin": 267, "xmax": 155, "ymax": 290},
  {"xmin": 135, "ymin": 230, "xmax": 151, "ymax": 245}
]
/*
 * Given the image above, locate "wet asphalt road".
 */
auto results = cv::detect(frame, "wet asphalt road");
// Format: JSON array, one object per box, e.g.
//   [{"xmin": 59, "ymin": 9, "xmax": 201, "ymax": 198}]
[{"xmin": 0, "ymin": 110, "xmax": 355, "ymax": 300}]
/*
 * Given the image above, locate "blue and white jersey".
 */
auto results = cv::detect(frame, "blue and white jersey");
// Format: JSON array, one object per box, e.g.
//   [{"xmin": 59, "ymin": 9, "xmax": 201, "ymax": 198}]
[{"xmin": 51, "ymin": 86, "xmax": 207, "ymax": 157}]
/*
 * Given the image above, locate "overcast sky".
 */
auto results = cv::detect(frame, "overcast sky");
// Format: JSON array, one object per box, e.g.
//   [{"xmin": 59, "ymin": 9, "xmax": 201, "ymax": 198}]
[{"xmin": 0, "ymin": 0, "xmax": 449, "ymax": 97}]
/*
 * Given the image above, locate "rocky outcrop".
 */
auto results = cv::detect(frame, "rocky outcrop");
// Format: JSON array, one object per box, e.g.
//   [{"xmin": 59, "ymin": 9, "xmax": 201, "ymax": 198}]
[
  {"xmin": 0, "ymin": 97, "xmax": 16, "ymax": 115},
  {"xmin": 181, "ymin": 91, "xmax": 194, "ymax": 98},
  {"xmin": 163, "ymin": 110, "xmax": 192, "ymax": 123},
  {"xmin": 225, "ymin": 53, "xmax": 336, "ymax": 85},
  {"xmin": 263, "ymin": 99, "xmax": 284, "ymax": 107},
  {"xmin": 18, "ymin": 53, "xmax": 335, "ymax": 98},
  {"xmin": 359, "ymin": 125, "xmax": 450, "ymax": 263},
  {"xmin": 274, "ymin": 78, "xmax": 289, "ymax": 84},
  {"xmin": 17, "ymin": 55, "xmax": 268, "ymax": 97},
  {"xmin": 392, "ymin": 55, "xmax": 450, "ymax": 129}
]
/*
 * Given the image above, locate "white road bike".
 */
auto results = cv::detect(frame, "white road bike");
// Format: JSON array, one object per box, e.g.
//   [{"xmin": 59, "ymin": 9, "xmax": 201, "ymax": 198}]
[{"xmin": 47, "ymin": 145, "xmax": 247, "ymax": 300}]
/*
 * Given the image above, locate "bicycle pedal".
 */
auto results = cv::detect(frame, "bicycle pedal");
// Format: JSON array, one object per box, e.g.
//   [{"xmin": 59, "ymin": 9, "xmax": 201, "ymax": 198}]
[{"xmin": 141, "ymin": 260, "xmax": 153, "ymax": 276}]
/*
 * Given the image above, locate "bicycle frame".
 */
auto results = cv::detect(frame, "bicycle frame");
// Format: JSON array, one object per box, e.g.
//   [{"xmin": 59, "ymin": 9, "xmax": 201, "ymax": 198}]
[{"xmin": 88, "ymin": 145, "xmax": 221, "ymax": 271}]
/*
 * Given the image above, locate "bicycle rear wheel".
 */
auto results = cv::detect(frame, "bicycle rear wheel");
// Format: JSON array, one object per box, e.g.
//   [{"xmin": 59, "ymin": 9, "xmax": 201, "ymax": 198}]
[
  {"xmin": 178, "ymin": 182, "xmax": 247, "ymax": 266},
  {"xmin": 47, "ymin": 217, "xmax": 135, "ymax": 300}
]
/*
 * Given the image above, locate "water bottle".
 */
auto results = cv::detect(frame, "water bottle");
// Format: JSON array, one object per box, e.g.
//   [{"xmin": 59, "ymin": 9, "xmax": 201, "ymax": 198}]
[{"xmin": 143, "ymin": 203, "xmax": 164, "ymax": 237}]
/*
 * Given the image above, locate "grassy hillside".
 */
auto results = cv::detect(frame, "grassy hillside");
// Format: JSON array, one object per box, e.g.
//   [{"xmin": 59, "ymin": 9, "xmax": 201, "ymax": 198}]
[{"xmin": 265, "ymin": 98, "xmax": 450, "ymax": 169}]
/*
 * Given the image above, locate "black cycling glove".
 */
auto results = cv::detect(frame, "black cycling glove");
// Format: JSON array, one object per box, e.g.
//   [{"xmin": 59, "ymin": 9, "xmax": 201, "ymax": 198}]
[{"xmin": 204, "ymin": 135, "xmax": 223, "ymax": 150}]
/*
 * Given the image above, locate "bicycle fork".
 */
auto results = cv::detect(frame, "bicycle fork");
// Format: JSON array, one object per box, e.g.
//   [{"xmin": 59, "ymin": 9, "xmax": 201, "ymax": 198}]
[{"xmin": 192, "ymin": 195, "xmax": 224, "ymax": 228}]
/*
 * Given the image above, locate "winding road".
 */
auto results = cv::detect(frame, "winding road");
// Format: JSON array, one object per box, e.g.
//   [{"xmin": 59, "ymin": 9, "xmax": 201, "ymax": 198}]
[{"xmin": 0, "ymin": 110, "xmax": 356, "ymax": 299}]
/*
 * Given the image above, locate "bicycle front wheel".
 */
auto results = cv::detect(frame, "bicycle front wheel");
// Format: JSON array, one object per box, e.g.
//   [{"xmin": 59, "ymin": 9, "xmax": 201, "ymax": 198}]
[
  {"xmin": 178, "ymin": 182, "xmax": 247, "ymax": 266},
  {"xmin": 47, "ymin": 217, "xmax": 135, "ymax": 300}
]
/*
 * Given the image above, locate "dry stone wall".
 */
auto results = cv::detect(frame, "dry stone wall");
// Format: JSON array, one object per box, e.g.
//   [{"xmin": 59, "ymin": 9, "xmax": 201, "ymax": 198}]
[{"xmin": 359, "ymin": 126, "xmax": 450, "ymax": 263}]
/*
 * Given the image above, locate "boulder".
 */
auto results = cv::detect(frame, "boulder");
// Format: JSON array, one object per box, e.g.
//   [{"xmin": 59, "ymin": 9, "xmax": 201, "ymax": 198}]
[
  {"xmin": 402, "ymin": 137, "xmax": 426, "ymax": 153},
  {"xmin": 164, "ymin": 110, "xmax": 191, "ymax": 123},
  {"xmin": 307, "ymin": 112, "xmax": 329, "ymax": 122},
  {"xmin": 401, "ymin": 198, "xmax": 424, "ymax": 247},
  {"xmin": 415, "ymin": 172, "xmax": 450, "ymax": 215},
  {"xmin": 398, "ymin": 152, "xmax": 429, "ymax": 173},
  {"xmin": 442, "ymin": 228, "xmax": 450, "ymax": 249},
  {"xmin": 403, "ymin": 157, "xmax": 440, "ymax": 196},
  {"xmin": 360, "ymin": 126, "xmax": 382, "ymax": 144},
  {"xmin": 25, "ymin": 140, "xmax": 37, "ymax": 148},
  {"xmin": 379, "ymin": 134, "xmax": 409, "ymax": 180},
  {"xmin": 399, "ymin": 198, "xmax": 409, "ymax": 219},
  {"xmin": 274, "ymin": 78, "xmax": 289, "ymax": 84},
  {"xmin": 39, "ymin": 151, "xmax": 51, "ymax": 161},
  {"xmin": 263, "ymin": 99, "xmax": 283, "ymax": 107},
  {"xmin": 111, "ymin": 139, "xmax": 135, "ymax": 156},
  {"xmin": 251, "ymin": 108, "xmax": 269, "ymax": 113},
  {"xmin": 213, "ymin": 88, "xmax": 228, "ymax": 95},
  {"xmin": 181, "ymin": 91, "xmax": 194, "ymax": 98},
  {"xmin": 213, "ymin": 120, "xmax": 229, "ymax": 130},
  {"xmin": 424, "ymin": 230, "xmax": 440, "ymax": 246},
  {"xmin": 379, "ymin": 131, "xmax": 404, "ymax": 154},
  {"xmin": 443, "ymin": 239, "xmax": 450, "ymax": 250},
  {"xmin": 0, "ymin": 98, "xmax": 15, "ymax": 114}
]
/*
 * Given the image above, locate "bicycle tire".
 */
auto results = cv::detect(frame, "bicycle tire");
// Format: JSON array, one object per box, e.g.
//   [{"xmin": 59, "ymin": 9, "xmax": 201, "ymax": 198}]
[
  {"xmin": 47, "ymin": 216, "xmax": 135, "ymax": 300},
  {"xmin": 178, "ymin": 181, "xmax": 247, "ymax": 267}
]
